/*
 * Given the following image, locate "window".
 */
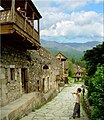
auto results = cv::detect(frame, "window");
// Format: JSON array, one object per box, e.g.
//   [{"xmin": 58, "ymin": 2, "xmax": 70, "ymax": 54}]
[
  {"xmin": 43, "ymin": 78, "xmax": 45, "ymax": 92},
  {"xmin": 43, "ymin": 64, "xmax": 49, "ymax": 69},
  {"xmin": 34, "ymin": 20, "xmax": 38, "ymax": 32},
  {"xmin": 37, "ymin": 80, "xmax": 40, "ymax": 91},
  {"xmin": 10, "ymin": 68, "xmax": 15, "ymax": 80}
]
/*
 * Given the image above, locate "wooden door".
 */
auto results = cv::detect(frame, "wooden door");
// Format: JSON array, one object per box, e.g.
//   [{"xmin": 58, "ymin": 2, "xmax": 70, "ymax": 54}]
[{"xmin": 21, "ymin": 68, "xmax": 28, "ymax": 93}]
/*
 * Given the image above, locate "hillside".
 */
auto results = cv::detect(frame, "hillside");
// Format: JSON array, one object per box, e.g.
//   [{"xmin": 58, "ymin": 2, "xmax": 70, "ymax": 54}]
[
  {"xmin": 41, "ymin": 40, "xmax": 83, "ymax": 60},
  {"xmin": 41, "ymin": 40, "xmax": 101, "ymax": 61},
  {"xmin": 63, "ymin": 41, "xmax": 100, "ymax": 52}
]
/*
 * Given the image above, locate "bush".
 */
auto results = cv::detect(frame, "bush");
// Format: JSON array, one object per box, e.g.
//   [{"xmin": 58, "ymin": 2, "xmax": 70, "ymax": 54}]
[
  {"xmin": 68, "ymin": 60, "xmax": 74, "ymax": 77},
  {"xmin": 68, "ymin": 77, "xmax": 73, "ymax": 82},
  {"xmin": 83, "ymin": 74, "xmax": 90, "ymax": 86},
  {"xmin": 89, "ymin": 66, "xmax": 104, "ymax": 120}
]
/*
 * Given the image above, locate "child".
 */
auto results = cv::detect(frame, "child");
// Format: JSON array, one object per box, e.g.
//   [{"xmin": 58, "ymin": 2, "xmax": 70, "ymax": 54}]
[{"xmin": 72, "ymin": 88, "xmax": 81, "ymax": 119}]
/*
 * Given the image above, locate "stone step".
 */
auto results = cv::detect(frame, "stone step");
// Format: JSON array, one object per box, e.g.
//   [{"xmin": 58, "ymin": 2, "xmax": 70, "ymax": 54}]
[{"xmin": 0, "ymin": 92, "xmax": 42, "ymax": 120}]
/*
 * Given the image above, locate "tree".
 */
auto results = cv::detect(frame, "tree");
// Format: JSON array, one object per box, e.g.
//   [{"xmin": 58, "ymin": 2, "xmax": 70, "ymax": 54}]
[
  {"xmin": 89, "ymin": 66, "xmax": 104, "ymax": 120},
  {"xmin": 83, "ymin": 42, "xmax": 104, "ymax": 77},
  {"xmin": 82, "ymin": 42, "xmax": 104, "ymax": 120},
  {"xmin": 68, "ymin": 60, "xmax": 74, "ymax": 77}
]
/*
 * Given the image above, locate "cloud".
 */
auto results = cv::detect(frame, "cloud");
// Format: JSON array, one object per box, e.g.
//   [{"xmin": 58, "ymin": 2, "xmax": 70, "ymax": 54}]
[
  {"xmin": 70, "ymin": 11, "xmax": 103, "ymax": 25},
  {"xmin": 95, "ymin": 0, "xmax": 104, "ymax": 3},
  {"xmin": 33, "ymin": 0, "xmax": 103, "ymax": 11},
  {"xmin": 33, "ymin": 0, "xmax": 103, "ymax": 29},
  {"xmin": 40, "ymin": 10, "xmax": 71, "ymax": 29},
  {"xmin": 51, "ymin": 0, "xmax": 90, "ymax": 11},
  {"xmin": 40, "ymin": 11, "xmax": 103, "ymax": 42},
  {"xmin": 32, "ymin": 0, "xmax": 103, "ymax": 43}
]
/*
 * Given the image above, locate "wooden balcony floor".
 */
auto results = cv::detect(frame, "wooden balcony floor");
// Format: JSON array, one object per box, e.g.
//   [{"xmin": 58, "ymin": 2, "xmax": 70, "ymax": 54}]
[
  {"xmin": 0, "ymin": 10, "xmax": 40, "ymax": 50},
  {"xmin": 0, "ymin": 23, "xmax": 40, "ymax": 50}
]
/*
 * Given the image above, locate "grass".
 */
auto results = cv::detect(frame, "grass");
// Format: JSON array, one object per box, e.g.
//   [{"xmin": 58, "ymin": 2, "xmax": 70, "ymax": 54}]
[
  {"xmin": 81, "ymin": 94, "xmax": 91, "ymax": 119},
  {"xmin": 16, "ymin": 117, "xmax": 20, "ymax": 120},
  {"xmin": 68, "ymin": 77, "xmax": 73, "ymax": 81}
]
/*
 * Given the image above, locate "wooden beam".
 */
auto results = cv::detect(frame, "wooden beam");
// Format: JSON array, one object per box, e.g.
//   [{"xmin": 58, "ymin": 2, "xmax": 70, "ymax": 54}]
[
  {"xmin": 24, "ymin": 1, "xmax": 27, "ymax": 31},
  {"xmin": 38, "ymin": 19, "xmax": 40, "ymax": 42},
  {"xmin": 32, "ymin": 12, "xmax": 35, "ymax": 27},
  {"xmin": 13, "ymin": 24, "xmax": 40, "ymax": 46},
  {"xmin": 0, "ymin": 24, "xmax": 14, "ymax": 34},
  {"xmin": 11, "ymin": 0, "xmax": 15, "ymax": 22},
  {"xmin": 32, "ymin": 12, "xmax": 35, "ymax": 37}
]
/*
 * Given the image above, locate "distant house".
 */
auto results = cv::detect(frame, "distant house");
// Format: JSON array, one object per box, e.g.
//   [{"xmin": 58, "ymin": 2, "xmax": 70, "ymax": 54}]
[
  {"xmin": 73, "ymin": 64, "xmax": 86, "ymax": 81},
  {"xmin": 55, "ymin": 52, "xmax": 69, "ymax": 84}
]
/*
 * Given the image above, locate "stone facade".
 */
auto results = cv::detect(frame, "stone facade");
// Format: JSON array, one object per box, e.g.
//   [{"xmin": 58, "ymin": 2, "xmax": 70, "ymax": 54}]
[
  {"xmin": 73, "ymin": 64, "xmax": 86, "ymax": 82},
  {"xmin": 0, "ymin": 1, "xmax": 63, "ymax": 119},
  {"xmin": 0, "ymin": 45, "xmax": 62, "ymax": 107},
  {"xmin": 55, "ymin": 52, "xmax": 69, "ymax": 84}
]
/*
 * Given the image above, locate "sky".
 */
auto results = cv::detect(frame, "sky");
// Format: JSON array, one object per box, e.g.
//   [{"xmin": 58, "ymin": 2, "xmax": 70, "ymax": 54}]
[
  {"xmin": 32, "ymin": 0, "xmax": 104, "ymax": 43},
  {"xmin": 0, "ymin": 0, "xmax": 103, "ymax": 43}
]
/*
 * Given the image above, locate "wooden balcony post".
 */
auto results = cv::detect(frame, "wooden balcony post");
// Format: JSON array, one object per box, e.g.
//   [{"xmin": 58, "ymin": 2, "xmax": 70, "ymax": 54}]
[
  {"xmin": 24, "ymin": 1, "xmax": 27, "ymax": 30},
  {"xmin": 38, "ymin": 19, "xmax": 40, "ymax": 41},
  {"xmin": 38, "ymin": 19, "xmax": 40, "ymax": 33},
  {"xmin": 32, "ymin": 12, "xmax": 35, "ymax": 36},
  {"xmin": 32, "ymin": 12, "xmax": 35, "ymax": 27},
  {"xmin": 11, "ymin": 0, "xmax": 15, "ymax": 21}
]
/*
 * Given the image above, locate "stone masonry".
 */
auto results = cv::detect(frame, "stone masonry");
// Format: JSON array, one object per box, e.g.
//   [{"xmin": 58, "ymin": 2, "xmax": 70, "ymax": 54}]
[
  {"xmin": 0, "ymin": 45, "xmax": 62, "ymax": 108},
  {"xmin": 20, "ymin": 84, "xmax": 89, "ymax": 120}
]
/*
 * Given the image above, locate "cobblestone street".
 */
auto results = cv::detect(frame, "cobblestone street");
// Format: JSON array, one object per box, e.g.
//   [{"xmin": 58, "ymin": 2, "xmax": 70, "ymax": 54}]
[{"xmin": 21, "ymin": 84, "xmax": 89, "ymax": 120}]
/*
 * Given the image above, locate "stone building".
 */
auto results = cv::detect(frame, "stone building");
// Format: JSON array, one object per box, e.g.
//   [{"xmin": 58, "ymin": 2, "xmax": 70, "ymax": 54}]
[
  {"xmin": 73, "ymin": 64, "xmax": 86, "ymax": 82},
  {"xmin": 0, "ymin": 0, "xmax": 62, "ymax": 119},
  {"xmin": 55, "ymin": 52, "xmax": 69, "ymax": 84}
]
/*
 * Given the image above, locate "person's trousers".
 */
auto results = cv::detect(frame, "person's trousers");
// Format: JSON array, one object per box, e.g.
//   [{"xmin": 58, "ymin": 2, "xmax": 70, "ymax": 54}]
[{"xmin": 73, "ymin": 103, "xmax": 80, "ymax": 117}]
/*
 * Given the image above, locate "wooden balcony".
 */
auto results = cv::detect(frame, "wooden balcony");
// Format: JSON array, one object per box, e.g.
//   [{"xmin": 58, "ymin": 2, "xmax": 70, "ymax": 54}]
[{"xmin": 0, "ymin": 10, "xmax": 40, "ymax": 49}]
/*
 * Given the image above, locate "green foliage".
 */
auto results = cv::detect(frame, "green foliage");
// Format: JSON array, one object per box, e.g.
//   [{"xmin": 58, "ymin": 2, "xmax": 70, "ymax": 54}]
[
  {"xmin": 83, "ymin": 42, "xmax": 104, "ymax": 76},
  {"xmin": 89, "ymin": 66, "xmax": 104, "ymax": 120},
  {"xmin": 16, "ymin": 117, "xmax": 20, "ymax": 120},
  {"xmin": 83, "ymin": 74, "xmax": 90, "ymax": 86},
  {"xmin": 68, "ymin": 60, "xmax": 74, "ymax": 77},
  {"xmin": 82, "ymin": 42, "xmax": 104, "ymax": 119},
  {"xmin": 81, "ymin": 94, "xmax": 91, "ymax": 119},
  {"xmin": 71, "ymin": 57, "xmax": 76, "ymax": 63},
  {"xmin": 76, "ymin": 59, "xmax": 86, "ymax": 68},
  {"xmin": 45, "ymin": 47, "xmax": 83, "ymax": 61},
  {"xmin": 68, "ymin": 77, "xmax": 73, "ymax": 81},
  {"xmin": 70, "ymin": 57, "xmax": 86, "ymax": 68}
]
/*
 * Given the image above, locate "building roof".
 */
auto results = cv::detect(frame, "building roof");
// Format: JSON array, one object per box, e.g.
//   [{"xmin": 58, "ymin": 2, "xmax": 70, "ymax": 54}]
[
  {"xmin": 73, "ymin": 64, "xmax": 86, "ymax": 73},
  {"xmin": 55, "ymin": 52, "xmax": 67, "ymax": 61}
]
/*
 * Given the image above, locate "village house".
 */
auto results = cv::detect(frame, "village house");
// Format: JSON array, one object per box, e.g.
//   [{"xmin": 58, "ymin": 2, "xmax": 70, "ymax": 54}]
[
  {"xmin": 55, "ymin": 52, "xmax": 69, "ymax": 84},
  {"xmin": 0, "ymin": 0, "xmax": 63, "ymax": 119},
  {"xmin": 73, "ymin": 64, "xmax": 86, "ymax": 82}
]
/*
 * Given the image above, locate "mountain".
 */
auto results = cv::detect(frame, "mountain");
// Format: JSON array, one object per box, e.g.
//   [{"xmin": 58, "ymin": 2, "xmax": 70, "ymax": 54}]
[
  {"xmin": 63, "ymin": 41, "xmax": 100, "ymax": 52},
  {"xmin": 40, "ymin": 39, "xmax": 83, "ymax": 60},
  {"xmin": 40, "ymin": 39, "xmax": 101, "ymax": 60}
]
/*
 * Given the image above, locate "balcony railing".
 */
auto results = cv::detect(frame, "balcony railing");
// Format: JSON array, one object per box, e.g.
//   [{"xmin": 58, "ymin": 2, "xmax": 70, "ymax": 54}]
[
  {"xmin": 0, "ymin": 10, "xmax": 39, "ymax": 43},
  {"xmin": 0, "ymin": 10, "xmax": 11, "ymax": 22}
]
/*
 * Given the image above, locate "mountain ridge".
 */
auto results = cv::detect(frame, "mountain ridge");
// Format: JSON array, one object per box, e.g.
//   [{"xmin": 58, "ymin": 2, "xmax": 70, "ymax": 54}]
[
  {"xmin": 40, "ymin": 39, "xmax": 101, "ymax": 60},
  {"xmin": 41, "ymin": 39, "xmax": 100, "ymax": 51}
]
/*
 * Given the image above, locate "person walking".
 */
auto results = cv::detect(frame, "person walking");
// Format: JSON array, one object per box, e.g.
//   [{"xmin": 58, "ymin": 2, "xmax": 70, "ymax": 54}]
[
  {"xmin": 72, "ymin": 88, "xmax": 82, "ymax": 119},
  {"xmin": 81, "ymin": 85, "xmax": 85, "ymax": 98}
]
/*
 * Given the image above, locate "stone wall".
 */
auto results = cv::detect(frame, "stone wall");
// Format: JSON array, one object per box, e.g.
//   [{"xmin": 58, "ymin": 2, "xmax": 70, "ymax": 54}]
[{"xmin": 0, "ymin": 45, "xmax": 62, "ymax": 107}]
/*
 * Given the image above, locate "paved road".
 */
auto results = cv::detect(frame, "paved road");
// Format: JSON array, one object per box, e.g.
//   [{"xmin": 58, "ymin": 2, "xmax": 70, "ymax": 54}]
[{"xmin": 21, "ymin": 84, "xmax": 89, "ymax": 120}]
